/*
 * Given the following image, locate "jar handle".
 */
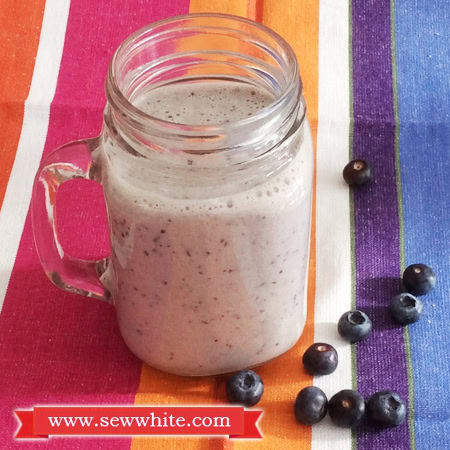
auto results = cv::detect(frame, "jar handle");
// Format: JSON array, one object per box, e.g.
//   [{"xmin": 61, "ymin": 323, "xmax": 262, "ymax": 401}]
[{"xmin": 31, "ymin": 138, "xmax": 111, "ymax": 302}]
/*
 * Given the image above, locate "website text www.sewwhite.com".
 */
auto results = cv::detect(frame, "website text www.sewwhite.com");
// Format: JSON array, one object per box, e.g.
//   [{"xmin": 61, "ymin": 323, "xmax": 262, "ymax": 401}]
[
  {"xmin": 47, "ymin": 413, "xmax": 231, "ymax": 430},
  {"xmin": 15, "ymin": 407, "xmax": 262, "ymax": 439}
]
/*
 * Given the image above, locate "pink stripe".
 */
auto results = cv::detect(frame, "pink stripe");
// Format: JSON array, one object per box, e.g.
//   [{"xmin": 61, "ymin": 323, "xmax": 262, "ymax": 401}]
[{"xmin": 0, "ymin": 0, "xmax": 189, "ymax": 447}]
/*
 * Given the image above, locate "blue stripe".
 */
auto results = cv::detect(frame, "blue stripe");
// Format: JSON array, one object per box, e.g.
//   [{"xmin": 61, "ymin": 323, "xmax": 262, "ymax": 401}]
[{"xmin": 395, "ymin": 0, "xmax": 450, "ymax": 447}]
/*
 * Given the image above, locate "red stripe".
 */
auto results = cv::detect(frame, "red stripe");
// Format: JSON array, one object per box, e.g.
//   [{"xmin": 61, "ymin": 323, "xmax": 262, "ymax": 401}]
[
  {"xmin": 247, "ymin": 0, "xmax": 265, "ymax": 22},
  {"xmin": 0, "ymin": 1, "xmax": 188, "ymax": 448}
]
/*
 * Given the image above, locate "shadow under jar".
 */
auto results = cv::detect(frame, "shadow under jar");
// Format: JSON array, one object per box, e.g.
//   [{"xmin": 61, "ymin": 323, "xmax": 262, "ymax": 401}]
[{"xmin": 31, "ymin": 13, "xmax": 313, "ymax": 376}]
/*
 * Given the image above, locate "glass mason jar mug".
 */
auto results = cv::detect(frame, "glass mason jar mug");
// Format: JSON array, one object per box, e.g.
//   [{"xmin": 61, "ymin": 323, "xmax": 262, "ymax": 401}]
[{"xmin": 31, "ymin": 14, "xmax": 313, "ymax": 376}]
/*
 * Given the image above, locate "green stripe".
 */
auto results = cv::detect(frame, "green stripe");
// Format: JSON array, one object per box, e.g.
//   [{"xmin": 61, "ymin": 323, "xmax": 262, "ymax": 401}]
[
  {"xmin": 390, "ymin": 0, "xmax": 416, "ymax": 448},
  {"xmin": 403, "ymin": 326, "xmax": 416, "ymax": 449},
  {"xmin": 391, "ymin": 0, "xmax": 405, "ymax": 273},
  {"xmin": 348, "ymin": 2, "xmax": 358, "ymax": 450}
]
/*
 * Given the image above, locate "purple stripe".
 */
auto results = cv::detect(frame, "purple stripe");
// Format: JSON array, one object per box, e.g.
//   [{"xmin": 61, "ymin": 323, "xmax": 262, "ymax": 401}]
[{"xmin": 352, "ymin": 1, "xmax": 410, "ymax": 448}]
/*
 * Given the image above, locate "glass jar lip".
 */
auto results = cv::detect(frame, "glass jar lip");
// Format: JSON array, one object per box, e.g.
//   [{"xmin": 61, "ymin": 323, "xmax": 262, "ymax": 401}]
[{"xmin": 106, "ymin": 12, "xmax": 300, "ymax": 135}]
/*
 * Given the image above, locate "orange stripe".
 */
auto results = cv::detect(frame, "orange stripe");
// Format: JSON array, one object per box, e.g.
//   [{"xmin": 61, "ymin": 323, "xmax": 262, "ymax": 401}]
[
  {"xmin": 132, "ymin": 1, "xmax": 319, "ymax": 448},
  {"xmin": 189, "ymin": 0, "xmax": 247, "ymax": 15},
  {"xmin": 131, "ymin": 4, "xmax": 246, "ymax": 450},
  {"xmin": 234, "ymin": 2, "xmax": 319, "ymax": 449},
  {"xmin": 0, "ymin": 0, "xmax": 46, "ymax": 207},
  {"xmin": 131, "ymin": 364, "xmax": 215, "ymax": 450}
]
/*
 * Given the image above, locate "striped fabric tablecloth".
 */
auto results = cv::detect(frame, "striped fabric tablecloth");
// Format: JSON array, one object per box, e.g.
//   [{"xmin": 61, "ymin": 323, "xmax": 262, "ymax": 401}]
[{"xmin": 0, "ymin": 0, "xmax": 449, "ymax": 449}]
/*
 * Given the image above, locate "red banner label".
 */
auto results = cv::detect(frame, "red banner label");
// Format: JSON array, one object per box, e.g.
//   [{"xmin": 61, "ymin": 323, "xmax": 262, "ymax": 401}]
[{"xmin": 15, "ymin": 406, "xmax": 262, "ymax": 440}]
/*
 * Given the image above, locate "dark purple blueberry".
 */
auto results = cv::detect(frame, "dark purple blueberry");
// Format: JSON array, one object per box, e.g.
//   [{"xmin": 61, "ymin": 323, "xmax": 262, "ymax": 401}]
[
  {"xmin": 390, "ymin": 293, "xmax": 423, "ymax": 325},
  {"xmin": 226, "ymin": 370, "xmax": 264, "ymax": 407},
  {"xmin": 294, "ymin": 386, "xmax": 328, "ymax": 425},
  {"xmin": 367, "ymin": 391, "xmax": 406, "ymax": 427},
  {"xmin": 302, "ymin": 343, "xmax": 338, "ymax": 376},
  {"xmin": 338, "ymin": 310, "xmax": 372, "ymax": 343},
  {"xmin": 403, "ymin": 263, "xmax": 436, "ymax": 296},
  {"xmin": 328, "ymin": 390, "xmax": 365, "ymax": 428},
  {"xmin": 343, "ymin": 159, "xmax": 373, "ymax": 186}
]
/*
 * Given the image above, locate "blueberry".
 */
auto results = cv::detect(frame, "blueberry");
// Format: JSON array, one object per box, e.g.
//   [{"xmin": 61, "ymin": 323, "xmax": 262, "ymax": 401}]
[
  {"xmin": 328, "ymin": 390, "xmax": 365, "ymax": 428},
  {"xmin": 226, "ymin": 370, "xmax": 264, "ymax": 407},
  {"xmin": 390, "ymin": 293, "xmax": 423, "ymax": 325},
  {"xmin": 294, "ymin": 386, "xmax": 328, "ymax": 425},
  {"xmin": 367, "ymin": 391, "xmax": 406, "ymax": 427},
  {"xmin": 403, "ymin": 263, "xmax": 436, "ymax": 296},
  {"xmin": 302, "ymin": 343, "xmax": 338, "ymax": 376},
  {"xmin": 338, "ymin": 310, "xmax": 372, "ymax": 343},
  {"xmin": 343, "ymin": 159, "xmax": 373, "ymax": 185}
]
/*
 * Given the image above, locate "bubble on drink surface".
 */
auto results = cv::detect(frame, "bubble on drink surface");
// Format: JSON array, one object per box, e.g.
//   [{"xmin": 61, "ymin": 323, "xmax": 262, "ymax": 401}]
[{"xmin": 135, "ymin": 82, "xmax": 275, "ymax": 126}]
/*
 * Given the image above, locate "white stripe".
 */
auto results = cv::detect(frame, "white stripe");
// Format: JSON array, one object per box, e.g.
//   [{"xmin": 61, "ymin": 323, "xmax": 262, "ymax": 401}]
[
  {"xmin": 312, "ymin": 0, "xmax": 353, "ymax": 448},
  {"xmin": 0, "ymin": 0, "xmax": 71, "ymax": 313}
]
